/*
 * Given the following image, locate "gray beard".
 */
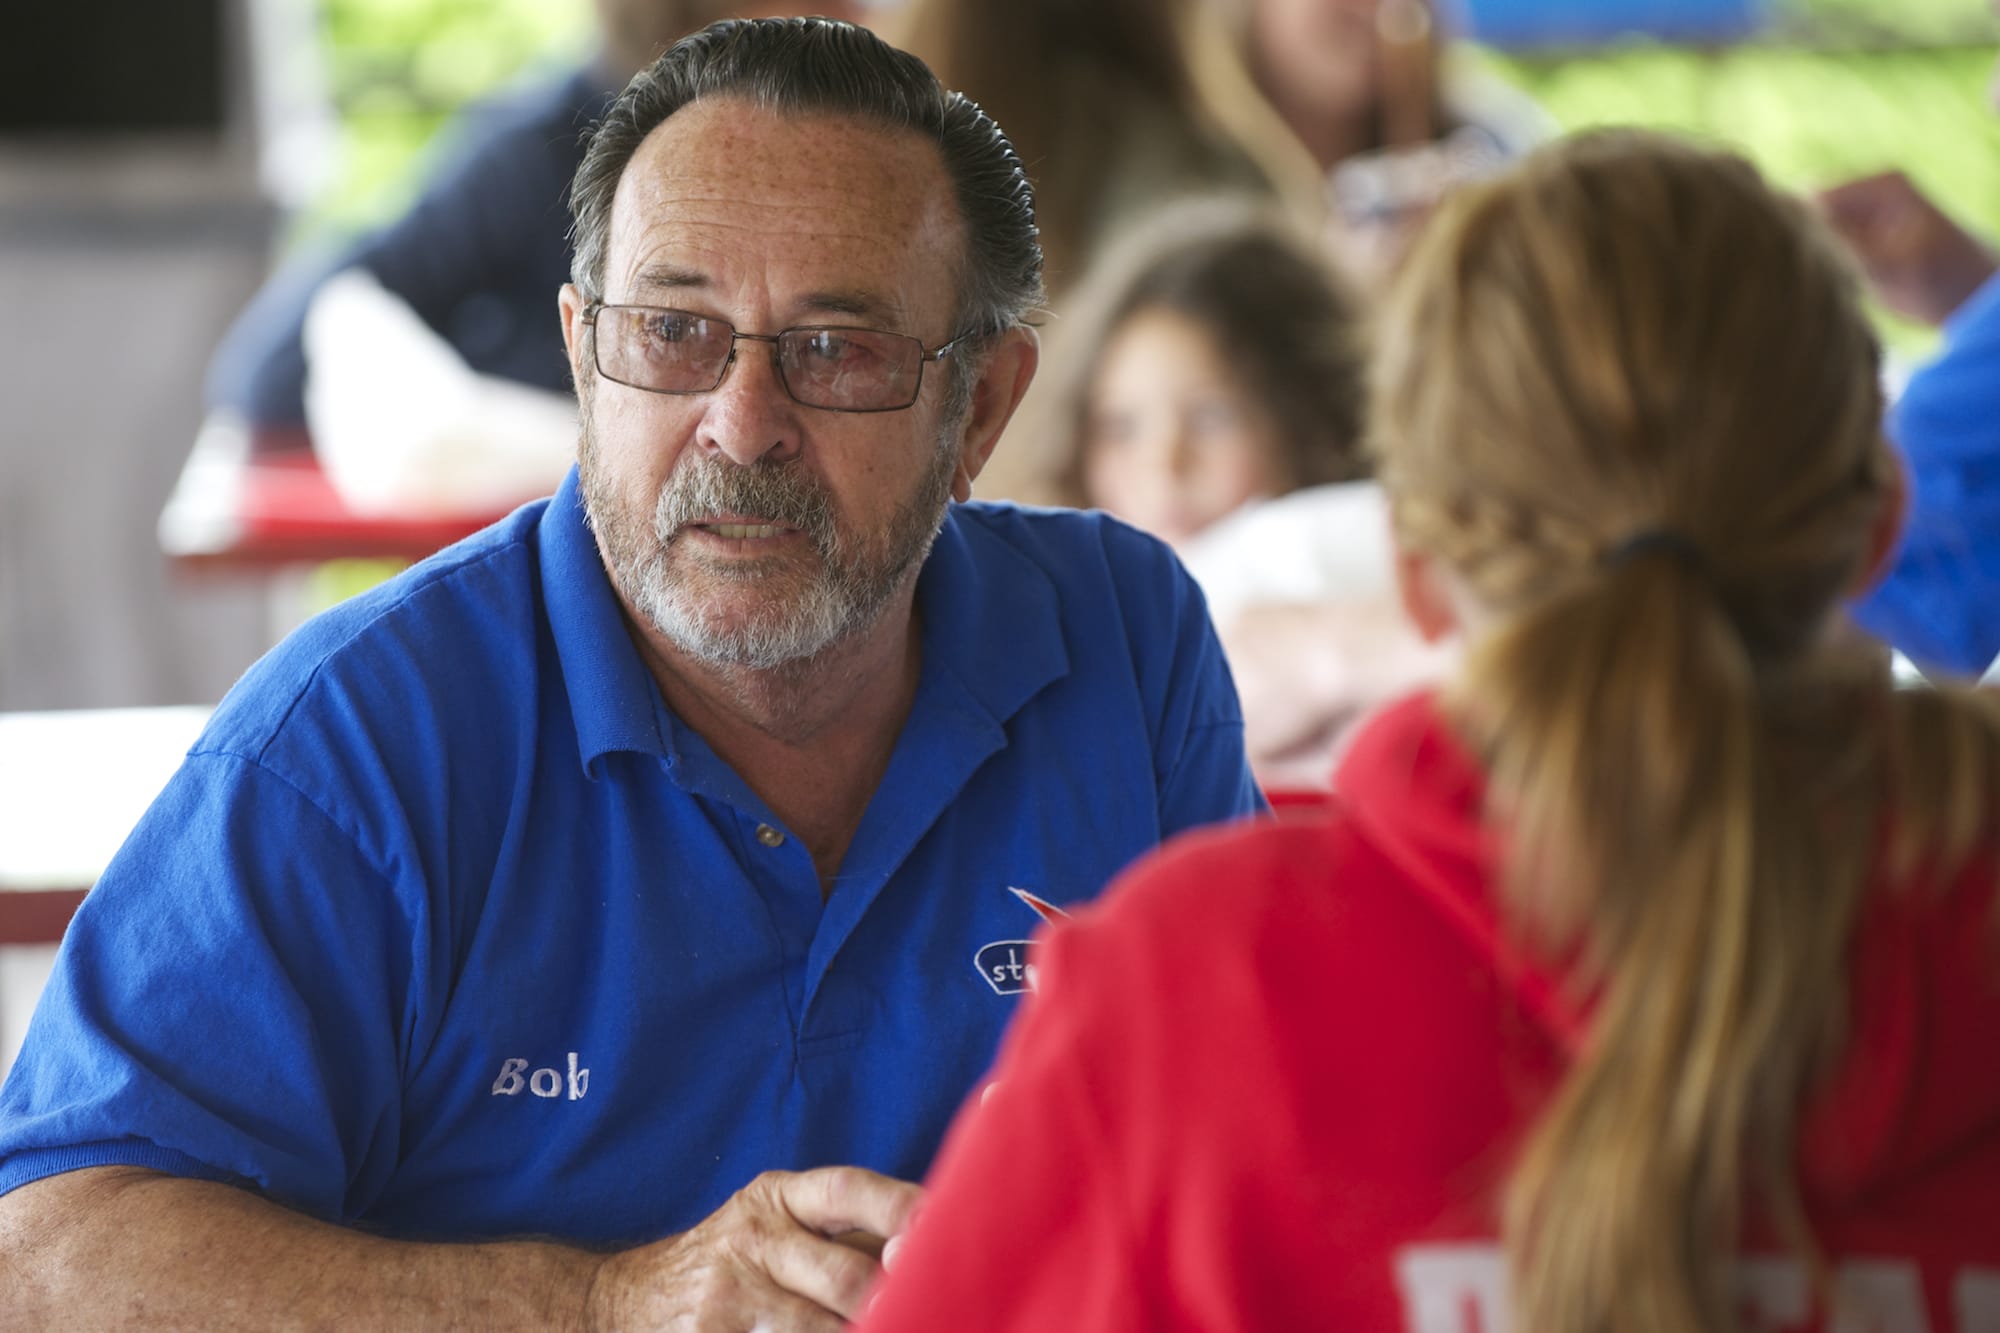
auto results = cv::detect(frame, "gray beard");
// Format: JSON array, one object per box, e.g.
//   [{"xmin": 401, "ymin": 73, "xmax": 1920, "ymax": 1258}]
[{"xmin": 581, "ymin": 422, "xmax": 960, "ymax": 671}]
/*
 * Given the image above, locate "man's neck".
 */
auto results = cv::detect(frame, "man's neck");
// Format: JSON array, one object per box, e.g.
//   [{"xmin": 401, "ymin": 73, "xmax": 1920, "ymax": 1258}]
[{"xmin": 627, "ymin": 587, "xmax": 926, "ymax": 892}]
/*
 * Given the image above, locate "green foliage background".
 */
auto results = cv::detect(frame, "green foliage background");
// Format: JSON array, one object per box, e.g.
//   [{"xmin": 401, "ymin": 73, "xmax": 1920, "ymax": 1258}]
[
  {"xmin": 310, "ymin": 0, "xmax": 591, "ymax": 230},
  {"xmin": 1486, "ymin": 0, "xmax": 2000, "ymax": 350},
  {"xmin": 308, "ymin": 0, "xmax": 1998, "ymax": 219},
  {"xmin": 307, "ymin": 0, "xmax": 1998, "ymax": 350}
]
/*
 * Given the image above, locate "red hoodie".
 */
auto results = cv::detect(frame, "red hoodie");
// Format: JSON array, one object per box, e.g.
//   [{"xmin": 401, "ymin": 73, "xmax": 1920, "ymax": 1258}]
[{"xmin": 859, "ymin": 692, "xmax": 2000, "ymax": 1332}]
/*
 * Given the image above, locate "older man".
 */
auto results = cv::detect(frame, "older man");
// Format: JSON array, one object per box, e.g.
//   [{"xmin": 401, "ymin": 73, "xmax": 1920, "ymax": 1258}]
[{"xmin": 0, "ymin": 18, "xmax": 1260, "ymax": 1331}]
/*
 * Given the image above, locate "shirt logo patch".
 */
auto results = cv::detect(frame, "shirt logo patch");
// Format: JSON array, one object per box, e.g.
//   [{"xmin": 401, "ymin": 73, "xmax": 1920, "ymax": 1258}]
[{"xmin": 973, "ymin": 888, "xmax": 1072, "ymax": 996}]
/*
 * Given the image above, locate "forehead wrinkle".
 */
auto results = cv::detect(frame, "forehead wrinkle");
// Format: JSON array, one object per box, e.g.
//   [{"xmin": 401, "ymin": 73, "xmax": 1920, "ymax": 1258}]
[
  {"xmin": 630, "ymin": 264, "xmax": 706, "ymax": 294},
  {"xmin": 605, "ymin": 100, "xmax": 967, "ymax": 334},
  {"xmin": 795, "ymin": 289, "xmax": 914, "ymax": 327},
  {"xmin": 623, "ymin": 265, "xmax": 913, "ymax": 330}
]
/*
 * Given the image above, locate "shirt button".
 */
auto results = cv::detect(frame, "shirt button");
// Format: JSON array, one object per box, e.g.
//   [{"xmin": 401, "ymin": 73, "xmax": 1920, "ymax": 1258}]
[{"xmin": 756, "ymin": 824, "xmax": 786, "ymax": 847}]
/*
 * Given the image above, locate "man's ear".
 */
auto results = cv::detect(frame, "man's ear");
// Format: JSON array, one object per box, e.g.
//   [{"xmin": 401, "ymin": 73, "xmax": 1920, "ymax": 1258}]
[
  {"xmin": 1393, "ymin": 542, "xmax": 1463, "ymax": 644},
  {"xmin": 1849, "ymin": 439, "xmax": 1909, "ymax": 597},
  {"xmin": 559, "ymin": 284, "xmax": 590, "ymax": 387},
  {"xmin": 949, "ymin": 326, "xmax": 1039, "ymax": 503}
]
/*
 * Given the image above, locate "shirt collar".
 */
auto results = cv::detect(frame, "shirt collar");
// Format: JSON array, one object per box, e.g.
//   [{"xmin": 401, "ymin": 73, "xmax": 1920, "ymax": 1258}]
[
  {"xmin": 540, "ymin": 476, "xmax": 1072, "ymax": 777},
  {"xmin": 540, "ymin": 466, "xmax": 669, "ymax": 775},
  {"xmin": 912, "ymin": 504, "xmax": 1069, "ymax": 728}
]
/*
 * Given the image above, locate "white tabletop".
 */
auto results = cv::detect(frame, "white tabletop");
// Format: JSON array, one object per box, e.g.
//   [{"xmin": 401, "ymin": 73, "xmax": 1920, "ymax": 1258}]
[{"xmin": 0, "ymin": 706, "xmax": 210, "ymax": 892}]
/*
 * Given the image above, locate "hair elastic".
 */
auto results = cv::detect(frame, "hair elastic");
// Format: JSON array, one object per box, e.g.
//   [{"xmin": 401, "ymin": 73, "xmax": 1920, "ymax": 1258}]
[{"xmin": 1599, "ymin": 529, "xmax": 1708, "ymax": 575}]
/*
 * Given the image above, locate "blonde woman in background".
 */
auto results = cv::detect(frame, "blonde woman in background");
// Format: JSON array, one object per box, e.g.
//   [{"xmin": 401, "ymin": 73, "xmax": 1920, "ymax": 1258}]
[
  {"xmin": 889, "ymin": 0, "xmax": 1323, "ymax": 504},
  {"xmin": 857, "ymin": 130, "xmax": 2000, "ymax": 1332},
  {"xmin": 1223, "ymin": 0, "xmax": 1550, "ymax": 286},
  {"xmin": 889, "ymin": 0, "xmax": 1316, "ymax": 300}
]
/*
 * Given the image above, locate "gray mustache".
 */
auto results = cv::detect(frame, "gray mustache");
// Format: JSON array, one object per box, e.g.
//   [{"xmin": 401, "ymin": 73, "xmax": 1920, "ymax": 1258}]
[{"xmin": 654, "ymin": 457, "xmax": 837, "ymax": 548}]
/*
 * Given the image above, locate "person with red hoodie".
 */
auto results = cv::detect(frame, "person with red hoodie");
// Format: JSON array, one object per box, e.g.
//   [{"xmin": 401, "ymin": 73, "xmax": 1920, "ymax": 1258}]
[{"xmin": 856, "ymin": 128, "xmax": 2000, "ymax": 1333}]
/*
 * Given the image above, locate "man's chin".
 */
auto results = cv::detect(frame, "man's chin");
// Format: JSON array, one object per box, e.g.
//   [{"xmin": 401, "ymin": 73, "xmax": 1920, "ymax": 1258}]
[
  {"xmin": 640, "ymin": 579, "xmax": 855, "ymax": 670},
  {"xmin": 656, "ymin": 615, "xmax": 846, "ymax": 671}
]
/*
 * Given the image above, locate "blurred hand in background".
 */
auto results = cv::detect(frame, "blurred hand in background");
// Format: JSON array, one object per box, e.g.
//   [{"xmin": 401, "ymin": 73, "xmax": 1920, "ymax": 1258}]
[{"xmin": 1818, "ymin": 170, "xmax": 1997, "ymax": 327}]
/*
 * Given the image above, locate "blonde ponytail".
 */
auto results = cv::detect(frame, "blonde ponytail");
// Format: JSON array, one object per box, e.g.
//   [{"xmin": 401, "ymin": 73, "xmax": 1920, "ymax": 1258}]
[
  {"xmin": 1463, "ymin": 553, "xmax": 1875, "ymax": 1332},
  {"xmin": 1371, "ymin": 129, "xmax": 2000, "ymax": 1333}
]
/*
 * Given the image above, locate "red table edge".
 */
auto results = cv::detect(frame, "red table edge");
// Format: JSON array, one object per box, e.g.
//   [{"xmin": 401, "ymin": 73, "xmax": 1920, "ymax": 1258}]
[
  {"xmin": 0, "ymin": 890, "xmax": 88, "ymax": 946},
  {"xmin": 160, "ymin": 416, "xmax": 516, "ymax": 573}
]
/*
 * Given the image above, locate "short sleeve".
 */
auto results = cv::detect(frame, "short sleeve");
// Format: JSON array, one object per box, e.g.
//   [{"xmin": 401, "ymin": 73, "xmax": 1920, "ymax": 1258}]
[
  {"xmin": 1144, "ymin": 551, "xmax": 1267, "ymax": 834},
  {"xmin": 0, "ymin": 751, "xmax": 416, "ymax": 1221}
]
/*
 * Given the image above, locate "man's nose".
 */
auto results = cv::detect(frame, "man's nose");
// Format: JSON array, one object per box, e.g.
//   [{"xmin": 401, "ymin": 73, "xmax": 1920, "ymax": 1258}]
[{"xmin": 696, "ymin": 339, "xmax": 803, "ymax": 467}]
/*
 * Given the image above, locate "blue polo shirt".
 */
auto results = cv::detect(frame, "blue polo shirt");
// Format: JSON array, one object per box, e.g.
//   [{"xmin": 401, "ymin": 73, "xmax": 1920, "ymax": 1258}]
[{"xmin": 0, "ymin": 470, "xmax": 1261, "ymax": 1244}]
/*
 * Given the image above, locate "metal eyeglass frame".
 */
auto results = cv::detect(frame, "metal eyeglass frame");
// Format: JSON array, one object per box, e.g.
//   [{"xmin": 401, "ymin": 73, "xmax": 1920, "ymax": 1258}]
[{"xmin": 580, "ymin": 301, "xmax": 968, "ymax": 413}]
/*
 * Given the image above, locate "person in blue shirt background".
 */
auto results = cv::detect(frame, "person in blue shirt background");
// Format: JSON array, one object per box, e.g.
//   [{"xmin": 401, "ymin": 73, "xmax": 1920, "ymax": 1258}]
[
  {"xmin": 0, "ymin": 19, "xmax": 1263, "ymax": 1331},
  {"xmin": 1821, "ymin": 158, "xmax": 2000, "ymax": 678},
  {"xmin": 203, "ymin": 0, "xmax": 877, "ymax": 511}
]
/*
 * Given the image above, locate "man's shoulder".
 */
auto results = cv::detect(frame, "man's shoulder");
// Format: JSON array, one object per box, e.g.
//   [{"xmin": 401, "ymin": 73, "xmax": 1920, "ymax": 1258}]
[
  {"xmin": 199, "ymin": 504, "xmax": 551, "ymax": 764},
  {"xmin": 935, "ymin": 502, "xmax": 1213, "ymax": 665},
  {"xmin": 947, "ymin": 500, "xmax": 1190, "ymax": 589},
  {"xmin": 931, "ymin": 503, "xmax": 1236, "ymax": 736}
]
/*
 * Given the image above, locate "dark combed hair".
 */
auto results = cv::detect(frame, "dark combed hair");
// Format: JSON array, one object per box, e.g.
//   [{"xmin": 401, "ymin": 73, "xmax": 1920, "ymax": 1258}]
[{"xmin": 569, "ymin": 16, "xmax": 1044, "ymax": 346}]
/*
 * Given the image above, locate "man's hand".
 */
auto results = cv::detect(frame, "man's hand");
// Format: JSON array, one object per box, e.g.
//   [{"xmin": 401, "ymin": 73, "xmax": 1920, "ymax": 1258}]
[
  {"xmin": 1817, "ymin": 171, "xmax": 1998, "ymax": 328},
  {"xmin": 585, "ymin": 1166, "xmax": 922, "ymax": 1332}
]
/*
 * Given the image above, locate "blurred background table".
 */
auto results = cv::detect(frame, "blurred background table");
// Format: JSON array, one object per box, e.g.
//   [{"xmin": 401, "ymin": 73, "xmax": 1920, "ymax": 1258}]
[
  {"xmin": 0, "ymin": 705, "xmax": 211, "ymax": 1074},
  {"xmin": 159, "ymin": 417, "xmax": 508, "ymax": 572}
]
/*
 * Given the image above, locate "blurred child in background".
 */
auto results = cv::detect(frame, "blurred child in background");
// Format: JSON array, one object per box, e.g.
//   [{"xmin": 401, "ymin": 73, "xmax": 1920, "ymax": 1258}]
[
  {"xmin": 1041, "ymin": 199, "xmax": 1448, "ymax": 788},
  {"xmin": 1050, "ymin": 200, "xmax": 1369, "ymax": 546}
]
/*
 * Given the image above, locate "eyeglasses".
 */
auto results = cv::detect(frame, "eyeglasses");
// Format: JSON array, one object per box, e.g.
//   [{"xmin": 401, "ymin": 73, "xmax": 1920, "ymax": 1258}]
[{"xmin": 581, "ymin": 302, "xmax": 967, "ymax": 413}]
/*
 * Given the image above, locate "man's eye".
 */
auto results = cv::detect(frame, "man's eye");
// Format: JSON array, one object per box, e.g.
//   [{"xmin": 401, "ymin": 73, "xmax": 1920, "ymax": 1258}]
[
  {"xmin": 800, "ymin": 332, "xmax": 888, "ymax": 368},
  {"xmin": 641, "ymin": 312, "xmax": 701, "ymax": 345},
  {"xmin": 801, "ymin": 331, "xmax": 871, "ymax": 364}
]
